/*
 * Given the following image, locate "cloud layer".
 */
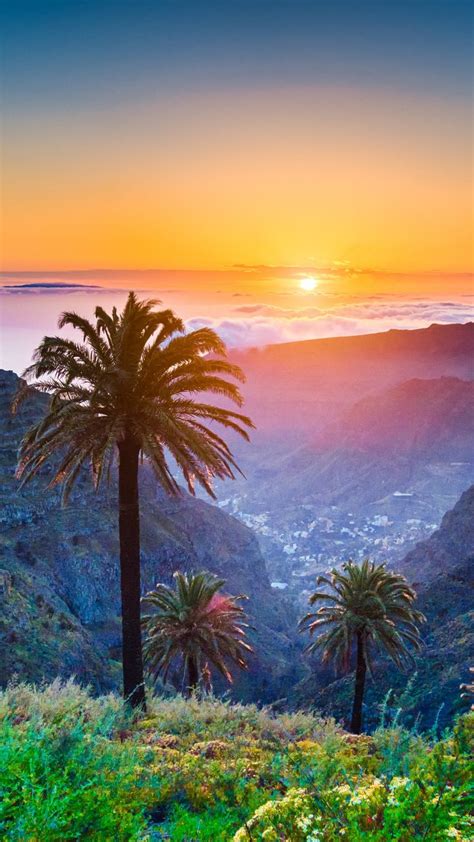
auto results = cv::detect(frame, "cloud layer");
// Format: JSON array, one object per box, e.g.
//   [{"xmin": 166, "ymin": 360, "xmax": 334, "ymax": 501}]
[{"xmin": 187, "ymin": 299, "xmax": 474, "ymax": 348}]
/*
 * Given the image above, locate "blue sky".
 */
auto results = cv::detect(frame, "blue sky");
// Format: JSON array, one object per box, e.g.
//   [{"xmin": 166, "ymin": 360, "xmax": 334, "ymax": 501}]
[{"xmin": 2, "ymin": 0, "xmax": 472, "ymax": 110}]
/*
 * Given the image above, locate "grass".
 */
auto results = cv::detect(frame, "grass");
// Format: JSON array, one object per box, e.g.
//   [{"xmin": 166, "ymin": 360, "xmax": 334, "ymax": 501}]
[{"xmin": 0, "ymin": 680, "xmax": 472, "ymax": 841}]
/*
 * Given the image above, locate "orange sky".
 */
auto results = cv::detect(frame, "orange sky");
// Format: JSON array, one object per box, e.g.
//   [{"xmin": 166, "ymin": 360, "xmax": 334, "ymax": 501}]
[{"xmin": 2, "ymin": 84, "xmax": 472, "ymax": 284}]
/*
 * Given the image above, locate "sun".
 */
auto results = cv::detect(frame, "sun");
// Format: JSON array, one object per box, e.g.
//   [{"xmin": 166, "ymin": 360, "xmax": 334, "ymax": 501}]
[{"xmin": 299, "ymin": 276, "xmax": 318, "ymax": 292}]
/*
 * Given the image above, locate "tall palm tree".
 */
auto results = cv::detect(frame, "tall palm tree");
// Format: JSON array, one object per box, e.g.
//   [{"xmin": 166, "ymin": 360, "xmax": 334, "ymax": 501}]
[
  {"xmin": 14, "ymin": 292, "xmax": 253, "ymax": 709},
  {"xmin": 142, "ymin": 570, "xmax": 253, "ymax": 694},
  {"xmin": 299, "ymin": 559, "xmax": 425, "ymax": 733}
]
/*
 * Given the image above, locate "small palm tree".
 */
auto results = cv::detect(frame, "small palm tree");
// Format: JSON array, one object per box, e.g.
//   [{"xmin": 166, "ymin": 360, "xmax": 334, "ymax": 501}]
[
  {"xmin": 142, "ymin": 570, "xmax": 253, "ymax": 694},
  {"xmin": 299, "ymin": 559, "xmax": 425, "ymax": 733},
  {"xmin": 14, "ymin": 293, "xmax": 253, "ymax": 709}
]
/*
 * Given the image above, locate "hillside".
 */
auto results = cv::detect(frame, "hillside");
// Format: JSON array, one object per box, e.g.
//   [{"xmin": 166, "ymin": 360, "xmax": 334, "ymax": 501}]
[
  {"xmin": 0, "ymin": 370, "xmax": 298, "ymax": 700},
  {"xmin": 254, "ymin": 376, "xmax": 474, "ymax": 511},
  {"xmin": 219, "ymin": 325, "xmax": 474, "ymax": 600},
  {"xmin": 1, "ymin": 682, "xmax": 472, "ymax": 841},
  {"xmin": 399, "ymin": 484, "xmax": 474, "ymax": 582},
  {"xmin": 229, "ymin": 322, "xmax": 474, "ymax": 435},
  {"xmin": 294, "ymin": 486, "xmax": 474, "ymax": 728},
  {"xmin": 394, "ymin": 486, "xmax": 474, "ymax": 720},
  {"xmin": 312, "ymin": 376, "xmax": 474, "ymax": 457},
  {"xmin": 217, "ymin": 374, "xmax": 473, "ymax": 603}
]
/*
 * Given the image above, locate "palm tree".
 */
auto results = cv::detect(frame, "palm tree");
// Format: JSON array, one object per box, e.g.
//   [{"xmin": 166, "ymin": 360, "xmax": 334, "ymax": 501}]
[
  {"xmin": 299, "ymin": 559, "xmax": 425, "ymax": 733},
  {"xmin": 142, "ymin": 570, "xmax": 253, "ymax": 694},
  {"xmin": 14, "ymin": 292, "xmax": 253, "ymax": 709}
]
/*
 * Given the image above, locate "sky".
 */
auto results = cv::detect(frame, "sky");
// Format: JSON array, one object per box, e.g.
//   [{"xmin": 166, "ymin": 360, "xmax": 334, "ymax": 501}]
[{"xmin": 0, "ymin": 0, "xmax": 473, "ymax": 370}]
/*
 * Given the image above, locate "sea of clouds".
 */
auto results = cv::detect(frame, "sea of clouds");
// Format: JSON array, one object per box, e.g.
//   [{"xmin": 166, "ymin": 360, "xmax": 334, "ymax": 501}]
[
  {"xmin": 186, "ymin": 298, "xmax": 474, "ymax": 347},
  {"xmin": 1, "ymin": 280, "xmax": 473, "ymax": 371}
]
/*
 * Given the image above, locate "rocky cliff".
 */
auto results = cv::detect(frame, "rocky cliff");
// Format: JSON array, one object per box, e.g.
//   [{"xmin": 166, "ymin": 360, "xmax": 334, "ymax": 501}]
[
  {"xmin": 399, "ymin": 484, "xmax": 474, "ymax": 583},
  {"xmin": 0, "ymin": 370, "xmax": 299, "ymax": 700}
]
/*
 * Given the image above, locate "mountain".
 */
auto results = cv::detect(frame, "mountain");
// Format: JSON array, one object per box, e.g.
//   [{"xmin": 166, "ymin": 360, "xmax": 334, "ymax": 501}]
[
  {"xmin": 0, "ymin": 370, "xmax": 299, "ymax": 701},
  {"xmin": 230, "ymin": 322, "xmax": 474, "ymax": 436},
  {"xmin": 399, "ymin": 484, "xmax": 474, "ymax": 583},
  {"xmin": 255, "ymin": 376, "xmax": 474, "ymax": 511},
  {"xmin": 407, "ymin": 487, "xmax": 474, "ymax": 723},
  {"xmin": 220, "ymin": 325, "xmax": 474, "ymax": 593},
  {"xmin": 294, "ymin": 486, "xmax": 474, "ymax": 728},
  {"xmin": 312, "ymin": 376, "xmax": 474, "ymax": 458},
  {"xmin": 216, "ymin": 374, "xmax": 473, "ymax": 603}
]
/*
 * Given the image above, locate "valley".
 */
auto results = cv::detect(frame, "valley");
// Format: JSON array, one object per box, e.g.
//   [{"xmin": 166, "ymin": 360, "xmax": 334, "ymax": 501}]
[
  {"xmin": 1, "ymin": 322, "xmax": 473, "ymax": 725},
  {"xmin": 219, "ymin": 325, "xmax": 474, "ymax": 605}
]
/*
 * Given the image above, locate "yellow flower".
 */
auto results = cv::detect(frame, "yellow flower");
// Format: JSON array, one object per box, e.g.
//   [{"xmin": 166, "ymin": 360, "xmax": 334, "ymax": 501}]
[
  {"xmin": 262, "ymin": 829, "xmax": 278, "ymax": 841},
  {"xmin": 295, "ymin": 739, "xmax": 319, "ymax": 751},
  {"xmin": 335, "ymin": 784, "xmax": 351, "ymax": 796}
]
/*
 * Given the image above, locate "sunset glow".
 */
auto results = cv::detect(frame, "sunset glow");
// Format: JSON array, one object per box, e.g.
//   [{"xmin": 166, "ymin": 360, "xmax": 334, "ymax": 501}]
[
  {"xmin": 0, "ymin": 0, "xmax": 472, "ymax": 374},
  {"xmin": 1, "ymin": 2, "xmax": 472, "ymax": 285}
]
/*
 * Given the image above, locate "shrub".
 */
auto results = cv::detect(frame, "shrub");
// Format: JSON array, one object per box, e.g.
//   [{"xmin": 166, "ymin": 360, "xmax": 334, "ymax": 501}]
[
  {"xmin": 233, "ymin": 718, "xmax": 474, "ymax": 841},
  {"xmin": 1, "ymin": 681, "xmax": 472, "ymax": 842}
]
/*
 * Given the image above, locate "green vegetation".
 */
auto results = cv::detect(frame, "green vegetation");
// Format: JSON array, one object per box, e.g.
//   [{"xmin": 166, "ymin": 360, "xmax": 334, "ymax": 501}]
[
  {"xmin": 142, "ymin": 571, "xmax": 252, "ymax": 695},
  {"xmin": 13, "ymin": 293, "xmax": 252, "ymax": 707},
  {"xmin": 0, "ymin": 681, "xmax": 472, "ymax": 841},
  {"xmin": 300, "ymin": 560, "xmax": 425, "ymax": 733}
]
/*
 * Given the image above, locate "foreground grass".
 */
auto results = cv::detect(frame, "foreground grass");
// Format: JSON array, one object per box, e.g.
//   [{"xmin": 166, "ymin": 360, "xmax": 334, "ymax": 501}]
[{"xmin": 0, "ymin": 681, "xmax": 472, "ymax": 841}]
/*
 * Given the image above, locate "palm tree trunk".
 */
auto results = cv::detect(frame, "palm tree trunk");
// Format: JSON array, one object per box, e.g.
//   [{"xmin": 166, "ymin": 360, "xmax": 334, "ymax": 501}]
[
  {"xmin": 187, "ymin": 655, "xmax": 199, "ymax": 696},
  {"xmin": 118, "ymin": 433, "xmax": 146, "ymax": 710},
  {"xmin": 350, "ymin": 631, "xmax": 366, "ymax": 734}
]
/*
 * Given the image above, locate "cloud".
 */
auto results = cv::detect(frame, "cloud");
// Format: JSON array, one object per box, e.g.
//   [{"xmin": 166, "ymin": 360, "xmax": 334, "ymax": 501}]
[
  {"xmin": 235, "ymin": 304, "xmax": 325, "ymax": 317},
  {"xmin": 232, "ymin": 263, "xmax": 474, "ymax": 282},
  {"xmin": 331, "ymin": 300, "xmax": 474, "ymax": 323},
  {"xmin": 0, "ymin": 281, "xmax": 177, "ymax": 296},
  {"xmin": 187, "ymin": 298, "xmax": 474, "ymax": 348},
  {"xmin": 1, "ymin": 282, "xmax": 105, "ymax": 294},
  {"xmin": 187, "ymin": 315, "xmax": 365, "ymax": 347}
]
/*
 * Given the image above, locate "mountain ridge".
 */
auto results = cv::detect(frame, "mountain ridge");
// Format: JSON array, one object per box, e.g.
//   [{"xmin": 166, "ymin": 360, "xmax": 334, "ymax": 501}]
[{"xmin": 229, "ymin": 322, "xmax": 474, "ymax": 435}]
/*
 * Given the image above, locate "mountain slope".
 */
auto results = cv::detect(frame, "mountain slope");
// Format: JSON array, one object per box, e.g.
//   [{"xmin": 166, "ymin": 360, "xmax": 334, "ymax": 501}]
[
  {"xmin": 312, "ymin": 377, "xmax": 474, "ymax": 457},
  {"xmin": 399, "ymin": 484, "xmax": 474, "ymax": 583},
  {"xmin": 230, "ymin": 322, "xmax": 474, "ymax": 435},
  {"xmin": 0, "ymin": 370, "xmax": 299, "ymax": 700},
  {"xmin": 230, "ymin": 376, "xmax": 474, "ymax": 518}
]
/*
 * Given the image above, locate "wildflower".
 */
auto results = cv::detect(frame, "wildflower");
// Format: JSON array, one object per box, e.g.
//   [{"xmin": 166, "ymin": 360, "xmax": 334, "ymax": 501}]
[
  {"xmin": 335, "ymin": 784, "xmax": 351, "ymax": 796},
  {"xmin": 390, "ymin": 776, "xmax": 410, "ymax": 790}
]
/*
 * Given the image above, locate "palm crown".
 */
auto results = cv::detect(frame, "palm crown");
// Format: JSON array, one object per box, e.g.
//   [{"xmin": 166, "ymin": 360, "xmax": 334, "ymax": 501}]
[
  {"xmin": 142, "ymin": 571, "xmax": 253, "ymax": 692},
  {"xmin": 14, "ymin": 291, "xmax": 252, "ymax": 500},
  {"xmin": 300, "ymin": 559, "xmax": 425, "ymax": 671}
]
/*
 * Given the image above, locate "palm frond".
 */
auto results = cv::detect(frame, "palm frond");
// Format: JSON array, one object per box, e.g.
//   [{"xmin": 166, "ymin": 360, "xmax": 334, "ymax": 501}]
[
  {"xmin": 142, "ymin": 570, "xmax": 253, "ymax": 690},
  {"xmin": 14, "ymin": 292, "xmax": 253, "ymax": 502},
  {"xmin": 300, "ymin": 559, "xmax": 425, "ymax": 675}
]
